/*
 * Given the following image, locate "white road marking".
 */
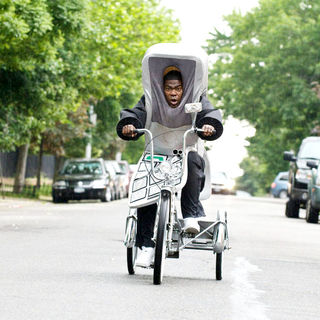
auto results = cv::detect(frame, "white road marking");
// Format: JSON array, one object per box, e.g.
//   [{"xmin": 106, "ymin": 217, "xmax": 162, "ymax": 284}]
[{"xmin": 231, "ymin": 257, "xmax": 270, "ymax": 320}]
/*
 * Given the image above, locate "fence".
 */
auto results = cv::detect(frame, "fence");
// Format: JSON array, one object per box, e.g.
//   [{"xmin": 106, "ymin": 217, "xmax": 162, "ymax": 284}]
[
  {"xmin": 0, "ymin": 183, "xmax": 52, "ymax": 199},
  {"xmin": 0, "ymin": 151, "xmax": 56, "ymax": 179}
]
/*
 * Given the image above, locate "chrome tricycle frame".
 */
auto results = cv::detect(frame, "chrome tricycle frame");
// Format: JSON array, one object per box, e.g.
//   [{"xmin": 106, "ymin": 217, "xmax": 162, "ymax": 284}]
[{"xmin": 124, "ymin": 119, "xmax": 230, "ymax": 283}]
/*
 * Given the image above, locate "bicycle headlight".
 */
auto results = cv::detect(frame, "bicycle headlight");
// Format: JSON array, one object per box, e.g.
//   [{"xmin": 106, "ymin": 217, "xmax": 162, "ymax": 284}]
[
  {"xmin": 296, "ymin": 169, "xmax": 311, "ymax": 181},
  {"xmin": 158, "ymin": 161, "xmax": 171, "ymax": 175}
]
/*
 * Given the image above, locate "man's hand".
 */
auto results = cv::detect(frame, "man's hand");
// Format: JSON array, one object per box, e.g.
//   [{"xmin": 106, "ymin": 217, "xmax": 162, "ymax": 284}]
[
  {"xmin": 122, "ymin": 124, "xmax": 137, "ymax": 138},
  {"xmin": 201, "ymin": 124, "xmax": 215, "ymax": 137}
]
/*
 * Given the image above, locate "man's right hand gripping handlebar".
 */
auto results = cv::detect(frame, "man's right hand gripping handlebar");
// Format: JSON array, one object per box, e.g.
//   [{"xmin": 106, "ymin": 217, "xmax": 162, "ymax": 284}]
[{"xmin": 122, "ymin": 124, "xmax": 138, "ymax": 138}]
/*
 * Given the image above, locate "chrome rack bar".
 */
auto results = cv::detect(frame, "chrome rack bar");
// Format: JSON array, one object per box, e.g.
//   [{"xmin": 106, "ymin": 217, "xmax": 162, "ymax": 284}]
[{"xmin": 179, "ymin": 221, "xmax": 223, "ymax": 251}]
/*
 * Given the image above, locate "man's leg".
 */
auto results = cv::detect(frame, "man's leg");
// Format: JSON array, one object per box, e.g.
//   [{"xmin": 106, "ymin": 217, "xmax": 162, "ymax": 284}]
[
  {"xmin": 136, "ymin": 203, "xmax": 157, "ymax": 248},
  {"xmin": 181, "ymin": 151, "xmax": 206, "ymax": 219},
  {"xmin": 135, "ymin": 203, "xmax": 157, "ymax": 267}
]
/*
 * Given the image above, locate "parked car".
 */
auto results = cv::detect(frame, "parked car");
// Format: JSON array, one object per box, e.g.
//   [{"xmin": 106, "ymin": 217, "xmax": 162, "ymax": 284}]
[
  {"xmin": 283, "ymin": 136, "xmax": 320, "ymax": 218},
  {"xmin": 305, "ymin": 160, "xmax": 320, "ymax": 223},
  {"xmin": 270, "ymin": 171, "xmax": 288, "ymax": 198},
  {"xmin": 52, "ymin": 158, "xmax": 112, "ymax": 203},
  {"xmin": 104, "ymin": 160, "xmax": 126, "ymax": 199},
  {"xmin": 118, "ymin": 160, "xmax": 131, "ymax": 197},
  {"xmin": 211, "ymin": 171, "xmax": 235, "ymax": 195}
]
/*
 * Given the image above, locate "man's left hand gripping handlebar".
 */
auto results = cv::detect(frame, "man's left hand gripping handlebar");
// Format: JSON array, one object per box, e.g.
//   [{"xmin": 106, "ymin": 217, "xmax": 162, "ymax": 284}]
[
  {"xmin": 201, "ymin": 124, "xmax": 216, "ymax": 137},
  {"xmin": 122, "ymin": 124, "xmax": 137, "ymax": 138}
]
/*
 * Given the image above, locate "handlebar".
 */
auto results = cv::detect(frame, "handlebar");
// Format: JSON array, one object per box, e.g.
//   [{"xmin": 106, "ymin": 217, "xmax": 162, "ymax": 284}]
[{"xmin": 132, "ymin": 127, "xmax": 215, "ymax": 181}]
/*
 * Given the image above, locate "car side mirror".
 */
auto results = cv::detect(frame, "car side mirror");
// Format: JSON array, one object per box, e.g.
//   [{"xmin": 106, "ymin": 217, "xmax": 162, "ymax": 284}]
[
  {"xmin": 307, "ymin": 160, "xmax": 318, "ymax": 169},
  {"xmin": 283, "ymin": 151, "xmax": 296, "ymax": 161}
]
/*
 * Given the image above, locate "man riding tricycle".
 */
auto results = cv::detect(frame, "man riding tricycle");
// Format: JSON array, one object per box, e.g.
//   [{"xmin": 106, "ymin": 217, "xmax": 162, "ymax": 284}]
[{"xmin": 117, "ymin": 43, "xmax": 229, "ymax": 284}]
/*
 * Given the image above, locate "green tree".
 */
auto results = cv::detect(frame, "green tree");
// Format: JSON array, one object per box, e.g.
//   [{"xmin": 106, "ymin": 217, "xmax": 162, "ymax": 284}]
[
  {"xmin": 206, "ymin": 0, "xmax": 320, "ymax": 191},
  {"xmin": 0, "ymin": 0, "xmax": 180, "ymax": 192},
  {"xmin": 67, "ymin": 0, "xmax": 180, "ymax": 160}
]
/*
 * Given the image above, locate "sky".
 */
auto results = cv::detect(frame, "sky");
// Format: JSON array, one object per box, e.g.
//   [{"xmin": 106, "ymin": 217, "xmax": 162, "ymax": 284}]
[{"xmin": 160, "ymin": 0, "xmax": 259, "ymax": 178}]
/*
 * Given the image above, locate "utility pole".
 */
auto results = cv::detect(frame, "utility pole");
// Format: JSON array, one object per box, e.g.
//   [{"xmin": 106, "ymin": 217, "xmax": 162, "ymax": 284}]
[{"xmin": 85, "ymin": 105, "xmax": 97, "ymax": 159}]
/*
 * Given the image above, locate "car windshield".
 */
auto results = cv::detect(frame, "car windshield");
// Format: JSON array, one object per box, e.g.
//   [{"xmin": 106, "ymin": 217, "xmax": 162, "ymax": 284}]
[
  {"xmin": 298, "ymin": 141, "xmax": 320, "ymax": 159},
  {"xmin": 211, "ymin": 172, "xmax": 228, "ymax": 183},
  {"xmin": 105, "ymin": 162, "xmax": 116, "ymax": 175},
  {"xmin": 118, "ymin": 163, "xmax": 127, "ymax": 174},
  {"xmin": 211, "ymin": 172, "xmax": 227, "ymax": 181},
  {"xmin": 62, "ymin": 161, "xmax": 102, "ymax": 175},
  {"xmin": 279, "ymin": 173, "xmax": 288, "ymax": 181}
]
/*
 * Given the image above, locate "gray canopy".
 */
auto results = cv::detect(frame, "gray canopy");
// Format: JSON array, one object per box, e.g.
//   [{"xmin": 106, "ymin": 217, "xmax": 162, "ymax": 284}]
[{"xmin": 141, "ymin": 43, "xmax": 208, "ymax": 129}]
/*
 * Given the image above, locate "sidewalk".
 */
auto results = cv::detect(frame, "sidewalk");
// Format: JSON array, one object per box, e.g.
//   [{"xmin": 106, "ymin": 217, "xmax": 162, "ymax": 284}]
[{"xmin": 0, "ymin": 196, "xmax": 51, "ymax": 209}]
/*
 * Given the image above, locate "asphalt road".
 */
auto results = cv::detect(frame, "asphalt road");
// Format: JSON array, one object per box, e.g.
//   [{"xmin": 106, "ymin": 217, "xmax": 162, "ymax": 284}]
[{"xmin": 0, "ymin": 195, "xmax": 319, "ymax": 320}]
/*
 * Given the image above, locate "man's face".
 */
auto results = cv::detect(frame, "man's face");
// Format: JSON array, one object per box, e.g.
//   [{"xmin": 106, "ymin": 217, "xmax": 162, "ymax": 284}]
[{"xmin": 164, "ymin": 79, "xmax": 183, "ymax": 108}]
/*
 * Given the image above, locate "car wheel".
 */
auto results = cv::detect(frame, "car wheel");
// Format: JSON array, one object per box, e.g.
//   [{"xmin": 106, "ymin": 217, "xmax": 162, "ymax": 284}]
[
  {"xmin": 52, "ymin": 195, "xmax": 61, "ymax": 203},
  {"xmin": 278, "ymin": 190, "xmax": 288, "ymax": 199},
  {"xmin": 285, "ymin": 198, "xmax": 300, "ymax": 218},
  {"xmin": 101, "ymin": 187, "xmax": 112, "ymax": 202},
  {"xmin": 306, "ymin": 200, "xmax": 319, "ymax": 224}
]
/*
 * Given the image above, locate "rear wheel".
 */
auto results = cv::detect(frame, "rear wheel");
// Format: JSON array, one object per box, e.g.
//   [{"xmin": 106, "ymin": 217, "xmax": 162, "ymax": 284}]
[
  {"xmin": 153, "ymin": 191, "xmax": 170, "ymax": 285},
  {"xmin": 278, "ymin": 190, "xmax": 288, "ymax": 199},
  {"xmin": 285, "ymin": 198, "xmax": 300, "ymax": 218},
  {"xmin": 127, "ymin": 246, "xmax": 138, "ymax": 275},
  {"xmin": 306, "ymin": 200, "xmax": 319, "ymax": 224},
  {"xmin": 216, "ymin": 253, "xmax": 222, "ymax": 280}
]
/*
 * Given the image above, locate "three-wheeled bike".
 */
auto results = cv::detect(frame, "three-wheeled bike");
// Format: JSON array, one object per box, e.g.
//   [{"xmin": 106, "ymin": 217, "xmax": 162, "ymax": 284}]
[{"xmin": 123, "ymin": 43, "xmax": 230, "ymax": 285}]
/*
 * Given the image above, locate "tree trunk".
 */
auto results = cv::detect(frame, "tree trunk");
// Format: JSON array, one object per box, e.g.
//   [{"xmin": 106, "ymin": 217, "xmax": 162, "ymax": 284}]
[
  {"xmin": 54, "ymin": 155, "xmax": 65, "ymax": 182},
  {"xmin": 36, "ymin": 137, "xmax": 43, "ymax": 190},
  {"xmin": 13, "ymin": 144, "xmax": 29, "ymax": 193}
]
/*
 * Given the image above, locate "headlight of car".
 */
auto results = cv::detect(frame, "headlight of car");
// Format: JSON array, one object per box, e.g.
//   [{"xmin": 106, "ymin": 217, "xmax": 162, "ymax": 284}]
[
  {"xmin": 91, "ymin": 179, "xmax": 106, "ymax": 189},
  {"xmin": 296, "ymin": 169, "xmax": 311, "ymax": 181},
  {"xmin": 53, "ymin": 180, "xmax": 67, "ymax": 188}
]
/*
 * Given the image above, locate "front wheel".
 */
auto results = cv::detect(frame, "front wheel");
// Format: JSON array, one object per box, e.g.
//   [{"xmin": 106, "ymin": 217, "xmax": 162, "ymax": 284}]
[
  {"xmin": 216, "ymin": 253, "xmax": 222, "ymax": 280},
  {"xmin": 306, "ymin": 200, "xmax": 319, "ymax": 224},
  {"xmin": 127, "ymin": 247, "xmax": 138, "ymax": 275},
  {"xmin": 285, "ymin": 198, "xmax": 299, "ymax": 218},
  {"xmin": 153, "ymin": 190, "xmax": 170, "ymax": 285}
]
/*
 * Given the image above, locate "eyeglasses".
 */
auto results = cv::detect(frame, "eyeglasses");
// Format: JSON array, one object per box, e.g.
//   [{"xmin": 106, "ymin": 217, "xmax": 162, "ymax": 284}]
[{"xmin": 164, "ymin": 86, "xmax": 183, "ymax": 93}]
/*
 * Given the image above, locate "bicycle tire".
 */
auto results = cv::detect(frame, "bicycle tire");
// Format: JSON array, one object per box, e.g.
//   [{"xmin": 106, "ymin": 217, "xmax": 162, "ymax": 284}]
[
  {"xmin": 216, "ymin": 252, "xmax": 222, "ymax": 280},
  {"xmin": 153, "ymin": 190, "xmax": 170, "ymax": 285},
  {"xmin": 127, "ymin": 247, "xmax": 137, "ymax": 275}
]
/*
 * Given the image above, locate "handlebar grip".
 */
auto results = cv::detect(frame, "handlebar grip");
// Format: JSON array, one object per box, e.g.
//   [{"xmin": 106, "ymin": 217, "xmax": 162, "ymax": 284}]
[{"xmin": 197, "ymin": 128, "xmax": 216, "ymax": 134}]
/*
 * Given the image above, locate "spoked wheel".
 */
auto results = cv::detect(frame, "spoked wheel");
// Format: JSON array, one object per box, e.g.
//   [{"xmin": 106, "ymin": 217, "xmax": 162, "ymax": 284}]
[
  {"xmin": 153, "ymin": 190, "xmax": 170, "ymax": 285},
  {"xmin": 127, "ymin": 246, "xmax": 138, "ymax": 275},
  {"xmin": 216, "ymin": 252, "xmax": 222, "ymax": 280}
]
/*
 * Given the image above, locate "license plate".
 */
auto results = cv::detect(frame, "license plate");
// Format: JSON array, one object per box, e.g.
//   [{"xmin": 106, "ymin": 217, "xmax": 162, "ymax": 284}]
[{"xmin": 74, "ymin": 187, "xmax": 85, "ymax": 193}]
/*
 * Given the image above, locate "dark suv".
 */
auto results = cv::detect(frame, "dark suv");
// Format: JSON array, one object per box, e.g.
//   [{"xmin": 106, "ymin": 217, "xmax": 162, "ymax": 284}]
[
  {"xmin": 283, "ymin": 136, "xmax": 320, "ymax": 218},
  {"xmin": 52, "ymin": 158, "xmax": 113, "ymax": 203}
]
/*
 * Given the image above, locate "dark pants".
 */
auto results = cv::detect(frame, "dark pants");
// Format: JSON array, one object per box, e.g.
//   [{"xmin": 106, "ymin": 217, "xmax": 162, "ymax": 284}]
[{"xmin": 136, "ymin": 151, "xmax": 205, "ymax": 248}]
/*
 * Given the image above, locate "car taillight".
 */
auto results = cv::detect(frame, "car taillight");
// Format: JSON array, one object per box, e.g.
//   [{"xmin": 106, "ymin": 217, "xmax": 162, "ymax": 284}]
[{"xmin": 271, "ymin": 182, "xmax": 276, "ymax": 189}]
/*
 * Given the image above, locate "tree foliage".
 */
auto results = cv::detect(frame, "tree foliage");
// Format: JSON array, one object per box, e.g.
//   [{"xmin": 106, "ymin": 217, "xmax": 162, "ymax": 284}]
[
  {"xmin": 206, "ymin": 0, "xmax": 320, "ymax": 191},
  {"xmin": 0, "ymin": 0, "xmax": 180, "ymax": 153},
  {"xmin": 0, "ymin": 0, "xmax": 88, "ymax": 150}
]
